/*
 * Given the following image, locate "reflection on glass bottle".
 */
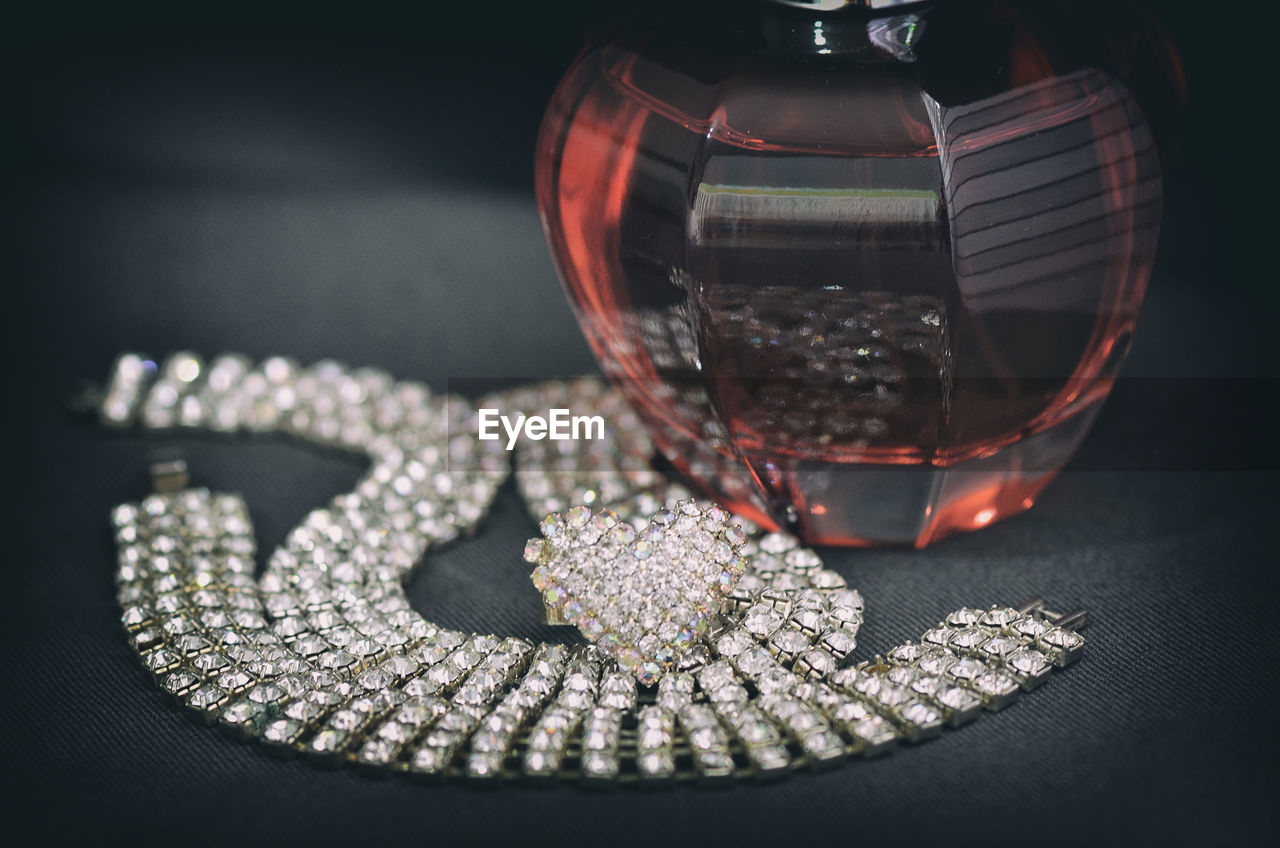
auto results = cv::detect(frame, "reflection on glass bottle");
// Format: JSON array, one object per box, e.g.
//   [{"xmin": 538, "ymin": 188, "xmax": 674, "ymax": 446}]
[{"xmin": 536, "ymin": 3, "xmax": 1164, "ymax": 545}]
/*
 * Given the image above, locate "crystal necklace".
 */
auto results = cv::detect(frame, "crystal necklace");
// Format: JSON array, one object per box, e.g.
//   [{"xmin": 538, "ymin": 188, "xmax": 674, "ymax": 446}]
[{"xmin": 99, "ymin": 351, "xmax": 1086, "ymax": 784}]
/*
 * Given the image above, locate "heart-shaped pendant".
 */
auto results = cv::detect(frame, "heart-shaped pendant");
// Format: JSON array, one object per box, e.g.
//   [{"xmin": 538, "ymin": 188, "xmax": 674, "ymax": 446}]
[{"xmin": 525, "ymin": 500, "xmax": 749, "ymax": 685}]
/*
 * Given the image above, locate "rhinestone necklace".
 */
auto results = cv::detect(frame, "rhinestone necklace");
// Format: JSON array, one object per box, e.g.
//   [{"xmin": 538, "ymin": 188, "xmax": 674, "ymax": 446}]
[{"xmin": 98, "ymin": 351, "xmax": 1086, "ymax": 784}]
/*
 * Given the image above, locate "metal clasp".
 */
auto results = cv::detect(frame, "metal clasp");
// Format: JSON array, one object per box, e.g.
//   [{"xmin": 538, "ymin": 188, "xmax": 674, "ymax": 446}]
[
  {"xmin": 1018, "ymin": 597, "xmax": 1088, "ymax": 631},
  {"xmin": 150, "ymin": 454, "xmax": 190, "ymax": 493}
]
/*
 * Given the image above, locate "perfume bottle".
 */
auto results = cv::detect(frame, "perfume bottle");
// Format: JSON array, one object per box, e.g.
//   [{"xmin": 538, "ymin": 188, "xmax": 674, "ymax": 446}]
[{"xmin": 536, "ymin": 0, "xmax": 1167, "ymax": 546}]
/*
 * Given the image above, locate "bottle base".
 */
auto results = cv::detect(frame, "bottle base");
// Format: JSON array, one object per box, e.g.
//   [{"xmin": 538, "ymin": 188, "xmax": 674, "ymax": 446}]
[{"xmin": 680, "ymin": 403, "xmax": 1103, "ymax": 547}]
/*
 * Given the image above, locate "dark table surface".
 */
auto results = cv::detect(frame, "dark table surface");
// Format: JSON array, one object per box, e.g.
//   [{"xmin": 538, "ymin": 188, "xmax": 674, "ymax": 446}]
[{"xmin": 7, "ymin": 3, "xmax": 1278, "ymax": 845}]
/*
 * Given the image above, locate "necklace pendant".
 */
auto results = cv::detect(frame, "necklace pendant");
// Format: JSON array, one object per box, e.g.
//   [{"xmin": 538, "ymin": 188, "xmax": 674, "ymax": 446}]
[{"xmin": 526, "ymin": 500, "xmax": 748, "ymax": 685}]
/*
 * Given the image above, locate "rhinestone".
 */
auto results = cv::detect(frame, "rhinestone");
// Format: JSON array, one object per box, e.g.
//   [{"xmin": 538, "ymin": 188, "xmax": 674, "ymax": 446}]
[
  {"xmin": 887, "ymin": 642, "xmax": 923, "ymax": 664},
  {"xmin": 946, "ymin": 608, "xmax": 981, "ymax": 627},
  {"xmin": 828, "ymin": 696, "xmax": 873, "ymax": 726},
  {"xmin": 358, "ymin": 740, "xmax": 398, "ymax": 765},
  {"xmin": 947, "ymin": 658, "xmax": 986, "ymax": 681},
  {"xmin": 979, "ymin": 607, "xmax": 1020, "ymax": 627},
  {"xmin": 769, "ymin": 629, "xmax": 810, "ymax": 658},
  {"xmin": 188, "ymin": 686, "xmax": 228, "ymax": 710},
  {"xmin": 263, "ymin": 719, "xmax": 303, "ymax": 744},
  {"xmin": 875, "ymin": 682, "xmax": 910, "ymax": 708},
  {"xmin": 740, "ymin": 717, "xmax": 782, "ymax": 746},
  {"xmin": 121, "ymin": 606, "xmax": 152, "ymax": 629},
  {"xmin": 382, "ymin": 655, "xmax": 420, "ymax": 678},
  {"xmin": 917, "ymin": 651, "xmax": 956, "ymax": 677},
  {"xmin": 757, "ymin": 534, "xmax": 793, "ymax": 555},
  {"xmin": 523, "ymin": 539, "xmax": 549, "ymax": 564},
  {"xmin": 284, "ymin": 699, "xmax": 326, "ymax": 722},
  {"xmin": 1007, "ymin": 648, "xmax": 1051, "ymax": 678},
  {"xmin": 1012, "ymin": 616, "xmax": 1049, "ymax": 639},
  {"xmin": 851, "ymin": 717, "xmax": 897, "ymax": 752},
  {"xmin": 795, "ymin": 648, "xmax": 837, "ymax": 678},
  {"xmin": 735, "ymin": 647, "xmax": 776, "ymax": 676},
  {"xmin": 974, "ymin": 671, "xmax": 1020, "ymax": 705},
  {"xmin": 904, "ymin": 672, "xmax": 937, "ymax": 694},
  {"xmin": 143, "ymin": 648, "xmax": 180, "ymax": 673},
  {"xmin": 310, "ymin": 730, "xmax": 345, "ymax": 754},
  {"xmin": 820, "ymin": 629, "xmax": 857, "ymax": 658},
  {"xmin": 936, "ymin": 685, "xmax": 982, "ymax": 717},
  {"xmin": 131, "ymin": 629, "xmax": 162, "ymax": 650},
  {"xmin": 922, "ymin": 625, "xmax": 954, "ymax": 647},
  {"xmin": 163, "ymin": 671, "xmax": 199, "ymax": 695},
  {"xmin": 713, "ymin": 630, "xmax": 752, "ymax": 660},
  {"xmin": 743, "ymin": 605, "xmax": 784, "ymax": 638},
  {"xmin": 809, "ymin": 570, "xmax": 846, "ymax": 590},
  {"xmin": 221, "ymin": 700, "xmax": 265, "ymax": 728},
  {"xmin": 802, "ymin": 729, "xmax": 845, "ymax": 761},
  {"xmin": 981, "ymin": 635, "xmax": 1020, "ymax": 658},
  {"xmin": 784, "ymin": 548, "xmax": 821, "ymax": 571},
  {"xmin": 949, "ymin": 627, "xmax": 989, "ymax": 649},
  {"xmin": 217, "ymin": 670, "xmax": 253, "ymax": 692},
  {"xmin": 247, "ymin": 683, "xmax": 286, "ymax": 704},
  {"xmin": 789, "ymin": 609, "xmax": 824, "ymax": 635},
  {"xmin": 318, "ymin": 650, "xmax": 357, "ymax": 671},
  {"xmin": 1040, "ymin": 627, "xmax": 1085, "ymax": 651},
  {"xmin": 829, "ymin": 605, "xmax": 863, "ymax": 630}
]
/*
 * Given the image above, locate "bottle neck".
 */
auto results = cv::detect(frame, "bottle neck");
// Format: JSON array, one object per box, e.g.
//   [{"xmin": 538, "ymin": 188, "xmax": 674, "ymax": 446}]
[
  {"xmin": 759, "ymin": 1, "xmax": 931, "ymax": 62},
  {"xmin": 757, "ymin": 6, "xmax": 931, "ymax": 62}
]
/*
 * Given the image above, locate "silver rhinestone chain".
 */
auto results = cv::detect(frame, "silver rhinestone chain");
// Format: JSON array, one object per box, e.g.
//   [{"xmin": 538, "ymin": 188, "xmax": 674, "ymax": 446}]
[{"xmin": 100, "ymin": 351, "xmax": 1086, "ymax": 784}]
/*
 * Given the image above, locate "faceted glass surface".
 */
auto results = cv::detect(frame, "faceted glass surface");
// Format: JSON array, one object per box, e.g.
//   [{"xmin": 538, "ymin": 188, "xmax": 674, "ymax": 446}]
[{"xmin": 536, "ymin": 4, "xmax": 1162, "ymax": 546}]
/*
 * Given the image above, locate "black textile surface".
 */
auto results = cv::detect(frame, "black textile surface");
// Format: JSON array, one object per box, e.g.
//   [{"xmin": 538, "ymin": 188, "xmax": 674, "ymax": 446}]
[{"xmin": 6, "ymin": 3, "xmax": 1277, "ymax": 845}]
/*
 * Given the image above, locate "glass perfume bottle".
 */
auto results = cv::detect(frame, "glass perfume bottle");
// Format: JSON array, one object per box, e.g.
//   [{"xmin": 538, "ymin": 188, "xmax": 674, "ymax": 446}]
[{"xmin": 536, "ymin": 0, "xmax": 1167, "ymax": 546}]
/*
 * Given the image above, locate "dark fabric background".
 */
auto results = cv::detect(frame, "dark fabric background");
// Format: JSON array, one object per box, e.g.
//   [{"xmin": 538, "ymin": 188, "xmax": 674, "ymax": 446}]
[{"xmin": 5, "ymin": 2, "xmax": 1277, "ymax": 845}]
